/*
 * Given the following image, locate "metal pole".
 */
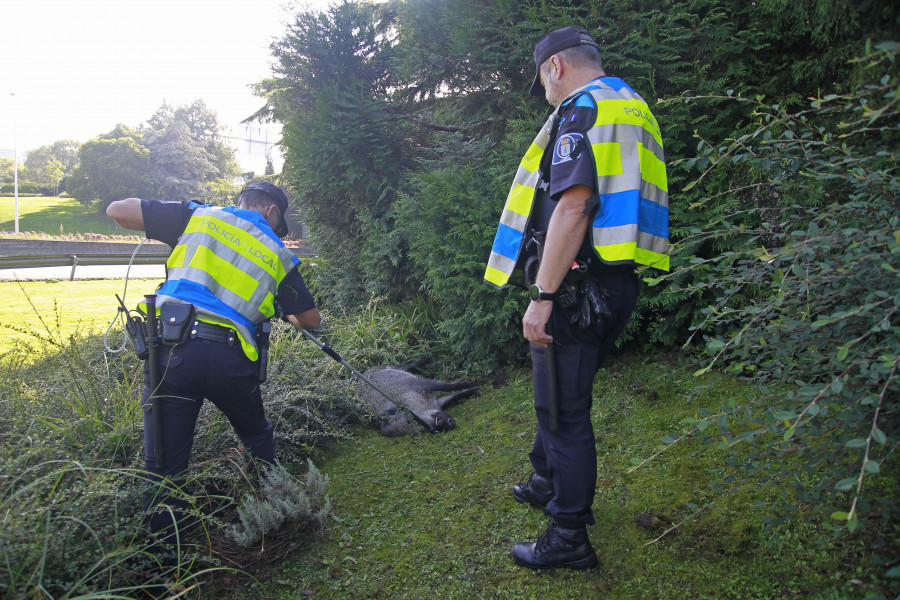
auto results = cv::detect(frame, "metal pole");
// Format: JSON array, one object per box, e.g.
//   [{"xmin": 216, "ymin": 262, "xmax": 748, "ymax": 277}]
[
  {"xmin": 144, "ymin": 294, "xmax": 164, "ymax": 470},
  {"xmin": 299, "ymin": 329, "xmax": 435, "ymax": 432},
  {"xmin": 10, "ymin": 92, "xmax": 18, "ymax": 234}
]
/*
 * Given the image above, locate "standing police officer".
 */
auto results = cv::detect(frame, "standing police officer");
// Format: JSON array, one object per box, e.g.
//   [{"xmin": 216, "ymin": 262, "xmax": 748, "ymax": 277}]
[
  {"xmin": 107, "ymin": 182, "xmax": 320, "ymax": 556},
  {"xmin": 484, "ymin": 27, "xmax": 669, "ymax": 569}
]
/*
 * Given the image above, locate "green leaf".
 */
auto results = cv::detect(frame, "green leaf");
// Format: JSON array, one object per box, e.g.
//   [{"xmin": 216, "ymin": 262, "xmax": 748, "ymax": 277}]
[
  {"xmin": 872, "ymin": 427, "xmax": 887, "ymax": 444},
  {"xmin": 630, "ymin": 457, "xmax": 642, "ymax": 466},
  {"xmin": 886, "ymin": 566, "xmax": 900, "ymax": 578},
  {"xmin": 864, "ymin": 459, "xmax": 880, "ymax": 474},
  {"xmin": 830, "ymin": 511, "xmax": 849, "ymax": 520},
  {"xmin": 774, "ymin": 411, "xmax": 796, "ymax": 421},
  {"xmin": 848, "ymin": 512, "xmax": 858, "ymax": 532},
  {"xmin": 783, "ymin": 427, "xmax": 795, "ymax": 441},
  {"xmin": 845, "ymin": 438, "xmax": 867, "ymax": 448},
  {"xmin": 835, "ymin": 477, "xmax": 856, "ymax": 491},
  {"xmin": 837, "ymin": 345, "xmax": 849, "ymax": 361},
  {"xmin": 707, "ymin": 339, "xmax": 726, "ymax": 351}
]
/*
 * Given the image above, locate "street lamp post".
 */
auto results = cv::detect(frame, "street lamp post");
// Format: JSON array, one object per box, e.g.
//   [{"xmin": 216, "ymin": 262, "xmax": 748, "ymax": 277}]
[{"xmin": 10, "ymin": 92, "xmax": 19, "ymax": 234}]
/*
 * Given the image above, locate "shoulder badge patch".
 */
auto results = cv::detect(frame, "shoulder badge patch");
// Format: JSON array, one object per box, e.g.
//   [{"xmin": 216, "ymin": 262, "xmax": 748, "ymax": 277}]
[{"xmin": 552, "ymin": 133, "xmax": 584, "ymax": 165}]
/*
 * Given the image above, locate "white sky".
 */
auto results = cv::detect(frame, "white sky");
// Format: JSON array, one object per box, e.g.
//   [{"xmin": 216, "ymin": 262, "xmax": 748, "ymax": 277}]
[{"xmin": 0, "ymin": 0, "xmax": 335, "ymax": 173}]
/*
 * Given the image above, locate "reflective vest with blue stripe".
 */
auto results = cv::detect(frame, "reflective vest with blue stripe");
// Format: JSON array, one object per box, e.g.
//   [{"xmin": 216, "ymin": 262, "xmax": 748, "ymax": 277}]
[
  {"xmin": 484, "ymin": 77, "xmax": 669, "ymax": 289},
  {"xmin": 152, "ymin": 204, "xmax": 300, "ymax": 360}
]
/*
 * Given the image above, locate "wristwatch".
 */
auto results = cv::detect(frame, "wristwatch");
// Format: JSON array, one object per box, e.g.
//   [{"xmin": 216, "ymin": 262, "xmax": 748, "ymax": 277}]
[{"xmin": 529, "ymin": 283, "xmax": 557, "ymax": 302}]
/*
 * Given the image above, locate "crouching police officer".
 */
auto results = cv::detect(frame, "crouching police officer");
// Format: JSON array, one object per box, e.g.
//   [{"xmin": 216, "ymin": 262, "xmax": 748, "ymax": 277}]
[{"xmin": 107, "ymin": 182, "xmax": 320, "ymax": 560}]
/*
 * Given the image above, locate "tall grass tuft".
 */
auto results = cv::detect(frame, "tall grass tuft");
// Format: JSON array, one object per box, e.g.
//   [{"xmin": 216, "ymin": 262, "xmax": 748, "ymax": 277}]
[{"xmin": 0, "ymin": 288, "xmax": 437, "ymax": 597}]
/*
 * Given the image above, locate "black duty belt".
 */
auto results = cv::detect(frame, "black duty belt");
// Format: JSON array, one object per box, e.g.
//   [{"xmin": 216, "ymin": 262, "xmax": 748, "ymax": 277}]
[{"xmin": 190, "ymin": 321, "xmax": 236, "ymax": 345}]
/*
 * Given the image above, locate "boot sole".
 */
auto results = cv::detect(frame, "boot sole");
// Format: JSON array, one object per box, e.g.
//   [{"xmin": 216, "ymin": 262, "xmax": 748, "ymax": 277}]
[{"xmin": 511, "ymin": 550, "xmax": 599, "ymax": 570}]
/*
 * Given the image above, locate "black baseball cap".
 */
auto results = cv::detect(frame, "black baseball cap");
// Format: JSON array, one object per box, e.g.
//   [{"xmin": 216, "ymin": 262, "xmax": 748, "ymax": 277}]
[
  {"xmin": 529, "ymin": 27, "xmax": 600, "ymax": 97},
  {"xmin": 241, "ymin": 181, "xmax": 290, "ymax": 237}
]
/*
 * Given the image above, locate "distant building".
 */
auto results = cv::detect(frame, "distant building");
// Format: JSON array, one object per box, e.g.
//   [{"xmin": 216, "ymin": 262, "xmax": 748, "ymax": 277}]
[{"xmin": 225, "ymin": 124, "xmax": 284, "ymax": 176}]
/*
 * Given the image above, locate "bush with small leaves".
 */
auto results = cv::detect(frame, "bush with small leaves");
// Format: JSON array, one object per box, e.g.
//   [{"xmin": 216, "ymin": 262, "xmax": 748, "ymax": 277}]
[{"xmin": 226, "ymin": 461, "xmax": 331, "ymax": 548}]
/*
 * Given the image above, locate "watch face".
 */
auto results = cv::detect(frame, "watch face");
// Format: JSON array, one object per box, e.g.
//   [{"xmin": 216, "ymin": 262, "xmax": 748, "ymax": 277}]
[{"xmin": 530, "ymin": 284, "xmax": 553, "ymax": 301}]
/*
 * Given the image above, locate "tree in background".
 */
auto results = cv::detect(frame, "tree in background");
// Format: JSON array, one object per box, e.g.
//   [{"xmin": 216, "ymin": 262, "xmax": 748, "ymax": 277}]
[
  {"xmin": 67, "ymin": 125, "xmax": 153, "ymax": 207},
  {"xmin": 0, "ymin": 158, "xmax": 24, "ymax": 186},
  {"xmin": 143, "ymin": 115, "xmax": 219, "ymax": 203},
  {"xmin": 24, "ymin": 147, "xmax": 64, "ymax": 196},
  {"xmin": 257, "ymin": 1, "xmax": 415, "ymax": 308},
  {"xmin": 48, "ymin": 139, "xmax": 81, "ymax": 176},
  {"xmin": 142, "ymin": 100, "xmax": 239, "ymax": 203},
  {"xmin": 66, "ymin": 101, "xmax": 239, "ymax": 208}
]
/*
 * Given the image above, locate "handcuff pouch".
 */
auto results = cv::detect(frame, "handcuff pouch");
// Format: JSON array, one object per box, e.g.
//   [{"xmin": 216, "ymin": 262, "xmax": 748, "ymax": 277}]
[{"xmin": 159, "ymin": 303, "xmax": 195, "ymax": 345}]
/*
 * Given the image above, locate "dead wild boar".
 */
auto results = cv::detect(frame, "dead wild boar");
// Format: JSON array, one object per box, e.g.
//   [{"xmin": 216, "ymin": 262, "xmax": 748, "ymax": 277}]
[{"xmin": 357, "ymin": 362, "xmax": 479, "ymax": 436}]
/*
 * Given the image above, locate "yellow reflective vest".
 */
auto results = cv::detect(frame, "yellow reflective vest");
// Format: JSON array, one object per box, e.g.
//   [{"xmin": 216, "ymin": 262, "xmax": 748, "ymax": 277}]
[
  {"xmin": 484, "ymin": 77, "xmax": 669, "ymax": 289},
  {"xmin": 153, "ymin": 205, "xmax": 299, "ymax": 360}
]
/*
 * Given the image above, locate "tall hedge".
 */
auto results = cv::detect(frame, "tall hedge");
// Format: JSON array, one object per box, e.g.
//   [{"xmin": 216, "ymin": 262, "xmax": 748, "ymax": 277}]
[
  {"xmin": 261, "ymin": 0, "xmax": 898, "ymax": 368},
  {"xmin": 259, "ymin": 0, "xmax": 899, "ymax": 547}
]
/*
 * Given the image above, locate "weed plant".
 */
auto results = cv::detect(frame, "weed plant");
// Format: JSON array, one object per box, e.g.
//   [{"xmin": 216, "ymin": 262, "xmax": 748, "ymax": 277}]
[{"xmin": 0, "ymin": 293, "xmax": 434, "ymax": 598}]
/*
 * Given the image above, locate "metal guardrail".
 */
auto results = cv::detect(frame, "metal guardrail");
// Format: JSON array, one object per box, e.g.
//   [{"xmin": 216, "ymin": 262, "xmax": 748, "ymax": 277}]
[
  {"xmin": 0, "ymin": 253, "xmax": 168, "ymax": 281},
  {"xmin": 0, "ymin": 249, "xmax": 317, "ymax": 280}
]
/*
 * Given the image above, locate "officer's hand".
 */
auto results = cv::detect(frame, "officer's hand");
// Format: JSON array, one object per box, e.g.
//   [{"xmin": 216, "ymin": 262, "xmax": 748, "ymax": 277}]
[{"xmin": 523, "ymin": 300, "xmax": 553, "ymax": 347}]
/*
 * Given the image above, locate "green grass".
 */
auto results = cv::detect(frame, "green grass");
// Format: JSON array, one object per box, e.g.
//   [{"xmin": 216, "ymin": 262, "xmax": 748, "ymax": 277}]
[
  {"xmin": 264, "ymin": 353, "xmax": 898, "ymax": 600},
  {"xmin": 0, "ymin": 279, "xmax": 163, "ymax": 355},
  {"xmin": 0, "ymin": 195, "xmax": 131, "ymax": 236},
  {"xmin": 1, "ymin": 282, "xmax": 895, "ymax": 599}
]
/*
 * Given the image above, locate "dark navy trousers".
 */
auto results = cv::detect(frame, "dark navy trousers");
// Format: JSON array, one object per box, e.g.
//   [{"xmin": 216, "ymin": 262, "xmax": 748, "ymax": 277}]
[
  {"xmin": 528, "ymin": 271, "xmax": 638, "ymax": 528},
  {"xmin": 141, "ymin": 336, "xmax": 273, "ymax": 538}
]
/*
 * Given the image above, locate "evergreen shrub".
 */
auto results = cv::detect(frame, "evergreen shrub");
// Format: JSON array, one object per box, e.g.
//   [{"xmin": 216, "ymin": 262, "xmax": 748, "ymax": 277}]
[{"xmin": 652, "ymin": 43, "xmax": 899, "ymax": 534}]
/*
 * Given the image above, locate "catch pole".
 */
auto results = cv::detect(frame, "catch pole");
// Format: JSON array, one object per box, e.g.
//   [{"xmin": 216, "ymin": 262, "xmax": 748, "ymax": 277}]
[{"xmin": 299, "ymin": 329, "xmax": 434, "ymax": 432}]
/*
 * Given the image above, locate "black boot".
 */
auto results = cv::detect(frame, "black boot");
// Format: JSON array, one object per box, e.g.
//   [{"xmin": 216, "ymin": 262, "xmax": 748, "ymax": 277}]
[
  {"xmin": 512, "ymin": 521, "xmax": 598, "ymax": 570},
  {"xmin": 512, "ymin": 472, "xmax": 554, "ymax": 510}
]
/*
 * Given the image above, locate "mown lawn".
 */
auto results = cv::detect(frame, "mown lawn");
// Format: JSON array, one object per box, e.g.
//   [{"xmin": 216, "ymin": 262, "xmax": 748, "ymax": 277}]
[
  {"xmin": 0, "ymin": 279, "xmax": 163, "ymax": 355},
  {"xmin": 253, "ymin": 352, "xmax": 896, "ymax": 600},
  {"xmin": 0, "ymin": 195, "xmax": 130, "ymax": 236}
]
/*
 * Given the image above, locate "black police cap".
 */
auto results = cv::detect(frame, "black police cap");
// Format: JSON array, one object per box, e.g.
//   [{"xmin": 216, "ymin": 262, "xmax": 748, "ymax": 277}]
[
  {"xmin": 530, "ymin": 27, "xmax": 600, "ymax": 97},
  {"xmin": 241, "ymin": 181, "xmax": 290, "ymax": 237}
]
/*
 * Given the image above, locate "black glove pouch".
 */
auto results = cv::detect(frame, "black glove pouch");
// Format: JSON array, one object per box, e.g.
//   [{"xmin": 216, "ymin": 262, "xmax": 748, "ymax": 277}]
[
  {"xmin": 159, "ymin": 303, "xmax": 195, "ymax": 345},
  {"xmin": 568, "ymin": 278, "xmax": 611, "ymax": 333}
]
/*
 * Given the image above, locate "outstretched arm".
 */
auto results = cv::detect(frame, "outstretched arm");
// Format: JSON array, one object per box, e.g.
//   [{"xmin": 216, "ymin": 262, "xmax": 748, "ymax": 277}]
[{"xmin": 106, "ymin": 198, "xmax": 145, "ymax": 231}]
